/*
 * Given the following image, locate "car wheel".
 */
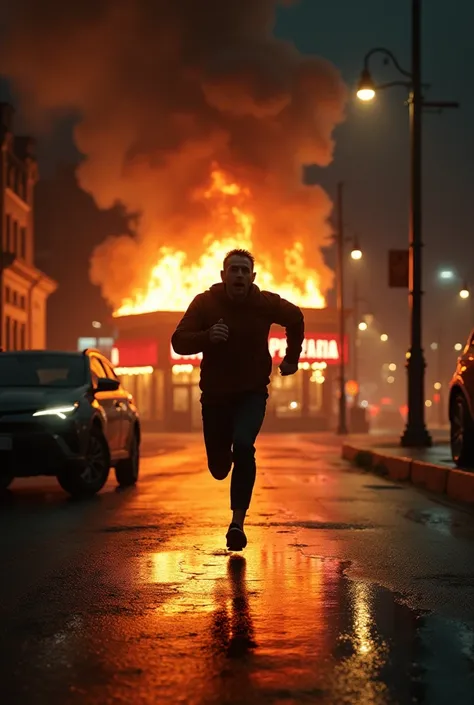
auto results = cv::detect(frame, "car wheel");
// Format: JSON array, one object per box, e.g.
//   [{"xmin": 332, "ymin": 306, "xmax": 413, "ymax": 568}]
[
  {"xmin": 57, "ymin": 426, "xmax": 111, "ymax": 498},
  {"xmin": 450, "ymin": 394, "xmax": 474, "ymax": 468},
  {"xmin": 115, "ymin": 430, "xmax": 140, "ymax": 487}
]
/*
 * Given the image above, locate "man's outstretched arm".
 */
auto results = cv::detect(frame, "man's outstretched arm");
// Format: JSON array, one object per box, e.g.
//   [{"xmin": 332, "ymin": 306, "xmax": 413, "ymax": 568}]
[
  {"xmin": 273, "ymin": 296, "xmax": 305, "ymax": 365},
  {"xmin": 171, "ymin": 296, "xmax": 210, "ymax": 355}
]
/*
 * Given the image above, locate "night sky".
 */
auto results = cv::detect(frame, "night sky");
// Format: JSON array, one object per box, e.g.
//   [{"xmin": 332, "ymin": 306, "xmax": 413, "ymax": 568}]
[
  {"xmin": 275, "ymin": 0, "xmax": 474, "ymax": 401},
  {"xmin": 2, "ymin": 0, "xmax": 473, "ymax": 405}
]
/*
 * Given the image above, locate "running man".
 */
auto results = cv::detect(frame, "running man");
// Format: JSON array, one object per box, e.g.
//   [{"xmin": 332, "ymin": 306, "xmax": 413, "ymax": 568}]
[{"xmin": 171, "ymin": 249, "xmax": 304, "ymax": 551}]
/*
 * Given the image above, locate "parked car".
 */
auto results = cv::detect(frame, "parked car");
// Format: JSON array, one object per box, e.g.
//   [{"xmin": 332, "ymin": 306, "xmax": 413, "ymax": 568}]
[
  {"xmin": 449, "ymin": 331, "xmax": 474, "ymax": 467},
  {"xmin": 0, "ymin": 349, "xmax": 140, "ymax": 497}
]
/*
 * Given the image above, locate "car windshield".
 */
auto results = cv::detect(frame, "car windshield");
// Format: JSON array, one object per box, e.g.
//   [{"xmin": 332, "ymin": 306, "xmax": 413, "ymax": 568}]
[{"xmin": 0, "ymin": 353, "xmax": 87, "ymax": 388}]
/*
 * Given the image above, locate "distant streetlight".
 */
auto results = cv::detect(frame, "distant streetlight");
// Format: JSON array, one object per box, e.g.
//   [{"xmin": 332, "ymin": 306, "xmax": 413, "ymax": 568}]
[
  {"xmin": 387, "ymin": 376, "xmax": 395, "ymax": 384},
  {"xmin": 358, "ymin": 321, "xmax": 368, "ymax": 331},
  {"xmin": 454, "ymin": 343, "xmax": 463, "ymax": 351},
  {"xmin": 388, "ymin": 363, "xmax": 397, "ymax": 371},
  {"xmin": 380, "ymin": 333, "xmax": 388, "ymax": 342},
  {"xmin": 350, "ymin": 245, "xmax": 363, "ymax": 261},
  {"xmin": 439, "ymin": 269, "xmax": 455, "ymax": 281},
  {"xmin": 459, "ymin": 285, "xmax": 470, "ymax": 299},
  {"xmin": 356, "ymin": 0, "xmax": 458, "ymax": 449},
  {"xmin": 430, "ymin": 342, "xmax": 438, "ymax": 350},
  {"xmin": 356, "ymin": 69, "xmax": 376, "ymax": 101},
  {"xmin": 434, "ymin": 382, "xmax": 442, "ymax": 390},
  {"xmin": 92, "ymin": 321, "xmax": 102, "ymax": 329}
]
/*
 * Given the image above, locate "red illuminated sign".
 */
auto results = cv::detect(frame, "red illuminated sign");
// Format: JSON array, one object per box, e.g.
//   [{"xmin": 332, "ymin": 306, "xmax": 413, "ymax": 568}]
[
  {"xmin": 112, "ymin": 339, "xmax": 158, "ymax": 367},
  {"xmin": 170, "ymin": 333, "xmax": 347, "ymax": 366}
]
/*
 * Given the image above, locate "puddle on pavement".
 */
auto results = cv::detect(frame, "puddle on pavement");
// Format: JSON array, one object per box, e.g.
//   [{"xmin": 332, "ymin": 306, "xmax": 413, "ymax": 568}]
[{"xmin": 133, "ymin": 539, "xmax": 474, "ymax": 705}]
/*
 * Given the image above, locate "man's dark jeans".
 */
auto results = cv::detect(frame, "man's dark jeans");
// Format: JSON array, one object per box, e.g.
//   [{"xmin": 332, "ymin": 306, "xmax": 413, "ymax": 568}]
[{"xmin": 201, "ymin": 392, "xmax": 267, "ymax": 510}]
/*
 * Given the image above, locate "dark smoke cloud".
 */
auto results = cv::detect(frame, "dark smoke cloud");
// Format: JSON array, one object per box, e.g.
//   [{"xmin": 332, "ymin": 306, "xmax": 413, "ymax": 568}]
[{"xmin": 0, "ymin": 0, "xmax": 346, "ymax": 308}]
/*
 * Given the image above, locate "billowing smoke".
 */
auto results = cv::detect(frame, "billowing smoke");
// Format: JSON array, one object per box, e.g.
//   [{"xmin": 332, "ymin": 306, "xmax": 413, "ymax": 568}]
[{"xmin": 0, "ymin": 0, "xmax": 346, "ymax": 308}]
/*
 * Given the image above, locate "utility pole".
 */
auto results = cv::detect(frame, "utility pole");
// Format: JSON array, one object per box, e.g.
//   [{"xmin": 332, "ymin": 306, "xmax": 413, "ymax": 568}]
[
  {"xmin": 336, "ymin": 182, "xmax": 348, "ymax": 435},
  {"xmin": 353, "ymin": 277, "xmax": 360, "ymax": 407}
]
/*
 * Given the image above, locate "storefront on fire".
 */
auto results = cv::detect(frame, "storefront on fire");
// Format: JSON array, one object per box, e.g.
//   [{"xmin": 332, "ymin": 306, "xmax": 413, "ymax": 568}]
[{"xmin": 111, "ymin": 308, "xmax": 347, "ymax": 432}]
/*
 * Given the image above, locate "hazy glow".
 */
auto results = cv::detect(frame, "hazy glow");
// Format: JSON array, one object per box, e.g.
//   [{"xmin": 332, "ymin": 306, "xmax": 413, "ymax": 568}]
[
  {"xmin": 434, "ymin": 382, "xmax": 442, "ymax": 390},
  {"xmin": 425, "ymin": 400, "xmax": 433, "ymax": 408},
  {"xmin": 387, "ymin": 376, "xmax": 395, "ymax": 384},
  {"xmin": 380, "ymin": 333, "xmax": 388, "ymax": 342},
  {"xmin": 454, "ymin": 343, "xmax": 463, "ymax": 352},
  {"xmin": 358, "ymin": 321, "xmax": 368, "ymax": 331},
  {"xmin": 439, "ymin": 269, "xmax": 455, "ymax": 280},
  {"xmin": 351, "ymin": 249, "xmax": 362, "ymax": 261},
  {"xmin": 459, "ymin": 288, "xmax": 470, "ymax": 299},
  {"xmin": 388, "ymin": 363, "xmax": 396, "ymax": 372}
]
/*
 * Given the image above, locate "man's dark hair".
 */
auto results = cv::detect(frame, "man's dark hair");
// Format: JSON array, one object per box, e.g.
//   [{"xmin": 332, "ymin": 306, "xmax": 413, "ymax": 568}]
[{"xmin": 223, "ymin": 249, "xmax": 255, "ymax": 270}]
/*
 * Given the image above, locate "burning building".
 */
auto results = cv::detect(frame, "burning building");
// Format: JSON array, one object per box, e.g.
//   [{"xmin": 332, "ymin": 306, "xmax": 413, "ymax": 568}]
[{"xmin": 0, "ymin": 0, "xmax": 347, "ymax": 428}]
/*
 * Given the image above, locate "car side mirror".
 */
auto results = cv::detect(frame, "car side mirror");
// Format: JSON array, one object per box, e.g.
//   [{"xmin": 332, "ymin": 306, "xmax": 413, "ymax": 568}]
[{"xmin": 96, "ymin": 377, "xmax": 120, "ymax": 392}]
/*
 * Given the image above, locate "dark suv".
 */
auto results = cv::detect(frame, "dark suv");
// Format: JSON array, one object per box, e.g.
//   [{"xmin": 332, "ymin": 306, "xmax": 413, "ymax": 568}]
[
  {"xmin": 449, "ymin": 331, "xmax": 474, "ymax": 468},
  {"xmin": 0, "ymin": 349, "xmax": 140, "ymax": 497}
]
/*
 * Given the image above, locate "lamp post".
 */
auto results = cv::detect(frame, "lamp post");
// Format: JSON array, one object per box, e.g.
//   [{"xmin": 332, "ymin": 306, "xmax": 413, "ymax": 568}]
[
  {"xmin": 356, "ymin": 0, "xmax": 458, "ymax": 448},
  {"xmin": 351, "ymin": 238, "xmax": 362, "ymax": 406},
  {"xmin": 336, "ymin": 182, "xmax": 348, "ymax": 435}
]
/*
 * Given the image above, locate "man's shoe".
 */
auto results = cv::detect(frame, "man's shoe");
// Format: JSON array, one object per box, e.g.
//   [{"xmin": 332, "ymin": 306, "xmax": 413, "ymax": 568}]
[{"xmin": 226, "ymin": 523, "xmax": 247, "ymax": 551}]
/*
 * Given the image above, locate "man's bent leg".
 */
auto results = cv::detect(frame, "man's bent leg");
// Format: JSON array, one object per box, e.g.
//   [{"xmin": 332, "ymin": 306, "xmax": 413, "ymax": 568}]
[
  {"xmin": 230, "ymin": 393, "xmax": 267, "ymax": 511},
  {"xmin": 202, "ymin": 403, "xmax": 234, "ymax": 480}
]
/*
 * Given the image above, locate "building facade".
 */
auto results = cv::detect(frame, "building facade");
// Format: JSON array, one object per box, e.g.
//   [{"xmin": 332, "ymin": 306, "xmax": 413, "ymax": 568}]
[
  {"xmin": 112, "ymin": 307, "xmax": 347, "ymax": 432},
  {"xmin": 0, "ymin": 103, "xmax": 56, "ymax": 350}
]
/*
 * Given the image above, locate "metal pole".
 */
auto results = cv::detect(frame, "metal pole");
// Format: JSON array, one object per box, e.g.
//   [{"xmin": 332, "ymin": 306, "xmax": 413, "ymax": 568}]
[
  {"xmin": 336, "ymin": 182, "xmax": 348, "ymax": 435},
  {"xmin": 353, "ymin": 277, "xmax": 360, "ymax": 406},
  {"xmin": 437, "ymin": 328, "xmax": 443, "ymax": 427},
  {"xmin": 401, "ymin": 0, "xmax": 432, "ymax": 447}
]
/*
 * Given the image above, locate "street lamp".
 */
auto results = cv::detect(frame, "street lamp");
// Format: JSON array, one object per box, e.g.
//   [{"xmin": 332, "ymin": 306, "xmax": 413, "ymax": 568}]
[
  {"xmin": 459, "ymin": 285, "xmax": 470, "ymax": 300},
  {"xmin": 357, "ymin": 0, "xmax": 458, "ymax": 448},
  {"xmin": 358, "ymin": 321, "xmax": 368, "ymax": 331},
  {"xmin": 380, "ymin": 333, "xmax": 389, "ymax": 342}
]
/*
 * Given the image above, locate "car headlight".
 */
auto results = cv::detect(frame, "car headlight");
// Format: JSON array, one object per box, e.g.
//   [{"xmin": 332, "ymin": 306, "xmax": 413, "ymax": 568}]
[{"xmin": 33, "ymin": 404, "xmax": 78, "ymax": 420}]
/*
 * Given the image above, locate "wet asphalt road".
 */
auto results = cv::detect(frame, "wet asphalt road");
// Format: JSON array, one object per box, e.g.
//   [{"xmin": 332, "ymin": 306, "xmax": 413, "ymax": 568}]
[{"xmin": 1, "ymin": 434, "xmax": 474, "ymax": 705}]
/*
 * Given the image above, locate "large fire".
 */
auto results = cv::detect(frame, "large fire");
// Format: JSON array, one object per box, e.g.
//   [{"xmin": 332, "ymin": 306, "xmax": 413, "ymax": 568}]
[{"xmin": 114, "ymin": 168, "xmax": 326, "ymax": 316}]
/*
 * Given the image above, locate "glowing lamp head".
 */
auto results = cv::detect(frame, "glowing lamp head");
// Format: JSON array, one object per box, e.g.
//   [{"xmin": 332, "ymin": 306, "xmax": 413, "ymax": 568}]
[
  {"xmin": 351, "ymin": 248, "xmax": 363, "ymax": 261},
  {"xmin": 459, "ymin": 287, "xmax": 470, "ymax": 300},
  {"xmin": 380, "ymin": 333, "xmax": 388, "ymax": 342},
  {"xmin": 358, "ymin": 321, "xmax": 368, "ymax": 331},
  {"xmin": 357, "ymin": 69, "xmax": 376, "ymax": 101}
]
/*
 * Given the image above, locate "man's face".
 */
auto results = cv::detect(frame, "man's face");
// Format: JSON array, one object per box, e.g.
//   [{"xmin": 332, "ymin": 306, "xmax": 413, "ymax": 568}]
[{"xmin": 221, "ymin": 255, "xmax": 256, "ymax": 300}]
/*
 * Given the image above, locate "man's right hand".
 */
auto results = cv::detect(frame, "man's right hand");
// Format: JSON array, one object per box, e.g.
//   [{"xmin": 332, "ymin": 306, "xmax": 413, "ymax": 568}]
[{"xmin": 209, "ymin": 319, "xmax": 229, "ymax": 344}]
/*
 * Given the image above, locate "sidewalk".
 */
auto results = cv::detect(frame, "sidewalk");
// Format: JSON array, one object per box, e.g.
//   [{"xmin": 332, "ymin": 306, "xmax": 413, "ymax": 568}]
[{"xmin": 341, "ymin": 430, "xmax": 474, "ymax": 506}]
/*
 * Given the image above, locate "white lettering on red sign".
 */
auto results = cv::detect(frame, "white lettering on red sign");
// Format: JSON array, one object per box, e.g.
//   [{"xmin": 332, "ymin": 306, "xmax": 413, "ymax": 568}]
[{"xmin": 268, "ymin": 336, "xmax": 339, "ymax": 362}]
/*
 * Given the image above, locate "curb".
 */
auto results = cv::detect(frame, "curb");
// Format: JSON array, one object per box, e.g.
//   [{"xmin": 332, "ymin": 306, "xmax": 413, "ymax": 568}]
[{"xmin": 342, "ymin": 443, "xmax": 474, "ymax": 505}]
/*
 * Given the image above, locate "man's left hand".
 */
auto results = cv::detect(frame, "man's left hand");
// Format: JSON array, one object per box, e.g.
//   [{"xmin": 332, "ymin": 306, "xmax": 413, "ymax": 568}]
[{"xmin": 279, "ymin": 361, "xmax": 298, "ymax": 376}]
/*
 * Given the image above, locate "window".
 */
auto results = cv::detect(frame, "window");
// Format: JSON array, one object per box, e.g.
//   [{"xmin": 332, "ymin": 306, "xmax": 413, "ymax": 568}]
[
  {"xmin": 5, "ymin": 214, "xmax": 11, "ymax": 252},
  {"xmin": 12, "ymin": 291, "xmax": 17, "ymax": 306},
  {"xmin": 19, "ymin": 295, "xmax": 25, "ymax": 310},
  {"xmin": 89, "ymin": 356, "xmax": 108, "ymax": 388},
  {"xmin": 100, "ymin": 358, "xmax": 119, "ymax": 381},
  {"xmin": 19, "ymin": 324, "xmax": 25, "ymax": 350},
  {"xmin": 5, "ymin": 287, "xmax": 10, "ymax": 304},
  {"xmin": 173, "ymin": 387, "xmax": 189, "ymax": 413},
  {"xmin": 5, "ymin": 316, "xmax": 11, "ymax": 351},
  {"xmin": 0, "ymin": 353, "xmax": 87, "ymax": 387},
  {"xmin": 19, "ymin": 227, "xmax": 27, "ymax": 260},
  {"xmin": 12, "ymin": 221, "xmax": 18, "ymax": 256}
]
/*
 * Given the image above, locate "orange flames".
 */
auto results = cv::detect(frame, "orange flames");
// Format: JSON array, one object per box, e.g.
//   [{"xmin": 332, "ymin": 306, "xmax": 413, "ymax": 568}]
[{"xmin": 114, "ymin": 169, "xmax": 326, "ymax": 316}]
